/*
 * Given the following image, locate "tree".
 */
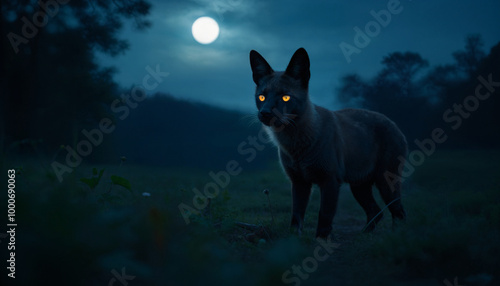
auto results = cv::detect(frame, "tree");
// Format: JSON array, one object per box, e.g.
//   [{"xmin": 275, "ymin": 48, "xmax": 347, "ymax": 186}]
[
  {"xmin": 1, "ymin": 0, "xmax": 151, "ymax": 157},
  {"xmin": 420, "ymin": 64, "xmax": 459, "ymax": 102},
  {"xmin": 336, "ymin": 52, "xmax": 431, "ymax": 143},
  {"xmin": 452, "ymin": 34, "xmax": 486, "ymax": 78},
  {"xmin": 336, "ymin": 74, "xmax": 368, "ymax": 107},
  {"xmin": 377, "ymin": 51, "xmax": 429, "ymax": 97}
]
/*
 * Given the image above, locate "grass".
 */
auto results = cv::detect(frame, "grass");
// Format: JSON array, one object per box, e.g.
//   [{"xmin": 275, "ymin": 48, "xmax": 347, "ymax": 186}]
[
  {"xmin": 340, "ymin": 149, "xmax": 500, "ymax": 286},
  {"xmin": 1, "ymin": 150, "xmax": 499, "ymax": 285}
]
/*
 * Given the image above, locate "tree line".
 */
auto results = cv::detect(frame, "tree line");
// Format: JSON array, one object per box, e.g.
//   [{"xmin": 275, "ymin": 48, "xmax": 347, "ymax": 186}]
[
  {"xmin": 1, "ymin": 0, "xmax": 151, "ymax": 160},
  {"xmin": 337, "ymin": 35, "xmax": 500, "ymax": 149}
]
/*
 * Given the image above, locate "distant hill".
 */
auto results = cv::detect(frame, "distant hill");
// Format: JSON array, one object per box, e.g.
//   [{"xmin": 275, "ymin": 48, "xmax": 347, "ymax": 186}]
[{"xmin": 112, "ymin": 93, "xmax": 277, "ymax": 170}]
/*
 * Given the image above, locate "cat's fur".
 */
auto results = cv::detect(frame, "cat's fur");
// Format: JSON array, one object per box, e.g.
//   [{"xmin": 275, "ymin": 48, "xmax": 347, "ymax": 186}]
[{"xmin": 249, "ymin": 48, "xmax": 407, "ymax": 238}]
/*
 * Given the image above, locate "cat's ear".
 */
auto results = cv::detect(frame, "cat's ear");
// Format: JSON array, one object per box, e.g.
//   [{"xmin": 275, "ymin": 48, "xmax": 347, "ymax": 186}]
[
  {"xmin": 285, "ymin": 48, "xmax": 310, "ymax": 88},
  {"xmin": 250, "ymin": 50, "xmax": 274, "ymax": 85}
]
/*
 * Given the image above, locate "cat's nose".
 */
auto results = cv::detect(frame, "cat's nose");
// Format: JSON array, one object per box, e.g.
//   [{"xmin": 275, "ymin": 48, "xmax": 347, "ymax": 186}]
[
  {"xmin": 259, "ymin": 110, "xmax": 272, "ymax": 119},
  {"xmin": 258, "ymin": 109, "xmax": 274, "ymax": 126}
]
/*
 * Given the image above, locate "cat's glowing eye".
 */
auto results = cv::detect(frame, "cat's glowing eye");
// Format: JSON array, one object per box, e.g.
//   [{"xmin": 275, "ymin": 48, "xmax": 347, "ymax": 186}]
[
  {"xmin": 258, "ymin": 95, "xmax": 265, "ymax": 101},
  {"xmin": 282, "ymin": 95, "xmax": 291, "ymax": 102}
]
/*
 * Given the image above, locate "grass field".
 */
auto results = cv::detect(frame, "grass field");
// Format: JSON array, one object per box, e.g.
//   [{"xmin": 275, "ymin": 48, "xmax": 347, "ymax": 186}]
[{"xmin": 1, "ymin": 149, "xmax": 499, "ymax": 285}]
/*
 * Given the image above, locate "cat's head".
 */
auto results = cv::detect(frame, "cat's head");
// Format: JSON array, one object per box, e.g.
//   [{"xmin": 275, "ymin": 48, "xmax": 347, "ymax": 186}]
[{"xmin": 249, "ymin": 48, "xmax": 311, "ymax": 128}]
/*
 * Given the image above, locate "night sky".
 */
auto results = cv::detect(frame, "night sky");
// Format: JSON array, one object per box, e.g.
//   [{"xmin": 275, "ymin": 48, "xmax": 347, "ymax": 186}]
[{"xmin": 98, "ymin": 0, "xmax": 500, "ymax": 112}]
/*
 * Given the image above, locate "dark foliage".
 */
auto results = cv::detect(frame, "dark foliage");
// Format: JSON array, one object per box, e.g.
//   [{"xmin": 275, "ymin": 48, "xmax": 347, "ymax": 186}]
[
  {"xmin": 1, "ymin": 0, "xmax": 151, "ymax": 157},
  {"xmin": 337, "ymin": 35, "xmax": 500, "ymax": 149}
]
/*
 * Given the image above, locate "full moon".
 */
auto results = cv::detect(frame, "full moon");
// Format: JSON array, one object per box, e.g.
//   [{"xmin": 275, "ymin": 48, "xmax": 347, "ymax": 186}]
[{"xmin": 192, "ymin": 17, "xmax": 220, "ymax": 45}]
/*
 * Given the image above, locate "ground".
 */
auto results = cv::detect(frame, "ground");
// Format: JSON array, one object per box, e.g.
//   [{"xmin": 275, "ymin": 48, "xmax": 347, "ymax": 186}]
[{"xmin": 1, "ymin": 150, "xmax": 499, "ymax": 285}]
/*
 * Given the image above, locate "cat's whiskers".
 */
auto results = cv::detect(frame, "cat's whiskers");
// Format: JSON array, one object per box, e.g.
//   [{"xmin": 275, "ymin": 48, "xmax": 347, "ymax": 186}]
[{"xmin": 240, "ymin": 113, "xmax": 260, "ymax": 127}]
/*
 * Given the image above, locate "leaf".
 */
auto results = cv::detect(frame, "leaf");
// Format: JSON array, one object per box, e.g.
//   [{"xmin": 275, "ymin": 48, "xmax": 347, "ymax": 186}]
[
  {"xmin": 80, "ymin": 177, "xmax": 99, "ymax": 190},
  {"xmin": 98, "ymin": 168, "xmax": 105, "ymax": 180},
  {"xmin": 111, "ymin": 175, "xmax": 132, "ymax": 191},
  {"xmin": 80, "ymin": 168, "xmax": 105, "ymax": 190}
]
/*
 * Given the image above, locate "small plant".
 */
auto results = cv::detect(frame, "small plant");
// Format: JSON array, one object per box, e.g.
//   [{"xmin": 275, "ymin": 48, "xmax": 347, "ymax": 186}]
[
  {"xmin": 108, "ymin": 156, "xmax": 132, "ymax": 192},
  {"xmin": 80, "ymin": 168, "xmax": 105, "ymax": 191},
  {"xmin": 110, "ymin": 175, "xmax": 132, "ymax": 191},
  {"xmin": 80, "ymin": 168, "xmax": 132, "ymax": 193},
  {"xmin": 79, "ymin": 157, "xmax": 134, "ymax": 204}
]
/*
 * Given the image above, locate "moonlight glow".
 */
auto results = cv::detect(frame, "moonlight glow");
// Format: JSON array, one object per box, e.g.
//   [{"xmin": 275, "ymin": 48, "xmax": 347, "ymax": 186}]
[{"xmin": 192, "ymin": 17, "xmax": 220, "ymax": 44}]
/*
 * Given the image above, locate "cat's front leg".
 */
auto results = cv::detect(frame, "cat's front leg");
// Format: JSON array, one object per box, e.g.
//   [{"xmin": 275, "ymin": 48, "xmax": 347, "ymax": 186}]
[
  {"xmin": 316, "ymin": 179, "xmax": 340, "ymax": 238},
  {"xmin": 290, "ymin": 180, "xmax": 312, "ymax": 235}
]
